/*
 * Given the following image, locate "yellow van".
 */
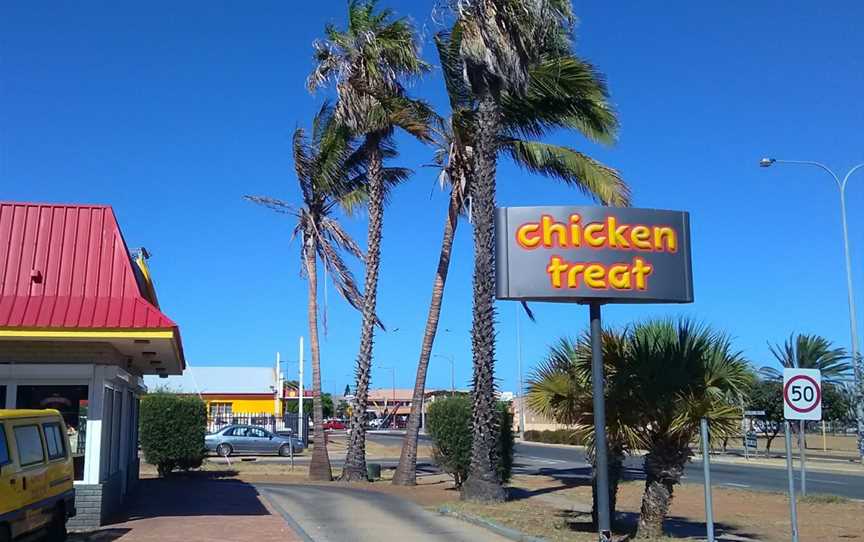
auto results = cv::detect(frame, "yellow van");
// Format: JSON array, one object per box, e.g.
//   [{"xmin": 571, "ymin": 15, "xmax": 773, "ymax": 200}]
[{"xmin": 0, "ymin": 409, "xmax": 75, "ymax": 542}]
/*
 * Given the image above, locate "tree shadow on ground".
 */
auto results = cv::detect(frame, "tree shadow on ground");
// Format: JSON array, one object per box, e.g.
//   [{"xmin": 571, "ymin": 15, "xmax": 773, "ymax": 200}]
[
  {"xmin": 68, "ymin": 528, "xmax": 131, "ymax": 541},
  {"xmin": 508, "ymin": 465, "xmax": 645, "ymax": 501},
  {"xmin": 109, "ymin": 471, "xmax": 270, "ymax": 523},
  {"xmin": 555, "ymin": 509, "xmax": 762, "ymax": 541}
]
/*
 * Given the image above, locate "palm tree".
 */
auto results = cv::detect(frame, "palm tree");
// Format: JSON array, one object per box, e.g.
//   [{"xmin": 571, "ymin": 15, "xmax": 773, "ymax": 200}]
[
  {"xmin": 308, "ymin": 0, "xmax": 432, "ymax": 482},
  {"xmin": 393, "ymin": 27, "xmax": 630, "ymax": 486},
  {"xmin": 245, "ymin": 104, "xmax": 369, "ymax": 481},
  {"xmin": 762, "ymin": 334, "xmax": 851, "ymax": 384},
  {"xmin": 527, "ymin": 332, "xmax": 641, "ymax": 527},
  {"xmin": 449, "ymin": 0, "xmax": 611, "ymax": 502},
  {"xmin": 628, "ymin": 319, "xmax": 751, "ymax": 539}
]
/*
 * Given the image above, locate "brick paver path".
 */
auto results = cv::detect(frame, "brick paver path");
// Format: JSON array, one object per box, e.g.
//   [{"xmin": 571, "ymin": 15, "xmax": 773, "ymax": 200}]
[{"xmin": 77, "ymin": 476, "xmax": 302, "ymax": 542}]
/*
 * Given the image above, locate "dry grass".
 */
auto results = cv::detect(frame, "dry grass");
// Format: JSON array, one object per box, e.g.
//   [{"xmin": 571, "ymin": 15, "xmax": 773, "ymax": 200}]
[{"xmin": 444, "ymin": 475, "xmax": 864, "ymax": 542}]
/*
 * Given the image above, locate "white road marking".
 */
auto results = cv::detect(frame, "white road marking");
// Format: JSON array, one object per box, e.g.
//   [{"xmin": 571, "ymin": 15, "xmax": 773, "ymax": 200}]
[
  {"xmin": 721, "ymin": 483, "xmax": 751, "ymax": 488},
  {"xmin": 809, "ymin": 478, "xmax": 847, "ymax": 485}
]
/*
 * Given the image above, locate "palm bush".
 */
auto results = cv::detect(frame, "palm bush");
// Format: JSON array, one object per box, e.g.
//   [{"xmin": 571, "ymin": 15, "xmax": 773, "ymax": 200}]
[
  {"xmin": 528, "ymin": 331, "xmax": 641, "ymax": 527},
  {"xmin": 629, "ymin": 320, "xmax": 750, "ymax": 539},
  {"xmin": 528, "ymin": 319, "xmax": 751, "ymax": 537}
]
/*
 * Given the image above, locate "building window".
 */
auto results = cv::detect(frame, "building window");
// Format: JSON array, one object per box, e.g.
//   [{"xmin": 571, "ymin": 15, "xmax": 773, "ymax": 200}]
[
  {"xmin": 0, "ymin": 385, "xmax": 5, "ymax": 408},
  {"xmin": 43, "ymin": 423, "xmax": 67, "ymax": 461},
  {"xmin": 14, "ymin": 425, "xmax": 45, "ymax": 467},
  {"xmin": 209, "ymin": 402, "xmax": 233, "ymax": 419}
]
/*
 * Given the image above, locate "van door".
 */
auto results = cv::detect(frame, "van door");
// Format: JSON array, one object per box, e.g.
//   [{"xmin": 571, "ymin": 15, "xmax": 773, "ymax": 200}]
[
  {"xmin": 0, "ymin": 421, "xmax": 25, "ymax": 532},
  {"xmin": 11, "ymin": 422, "xmax": 50, "ymax": 533}
]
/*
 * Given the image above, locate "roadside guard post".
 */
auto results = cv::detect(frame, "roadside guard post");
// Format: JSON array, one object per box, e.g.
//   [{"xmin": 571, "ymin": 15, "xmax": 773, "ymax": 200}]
[
  {"xmin": 495, "ymin": 206, "xmax": 694, "ymax": 542},
  {"xmin": 782, "ymin": 367, "xmax": 822, "ymax": 542}
]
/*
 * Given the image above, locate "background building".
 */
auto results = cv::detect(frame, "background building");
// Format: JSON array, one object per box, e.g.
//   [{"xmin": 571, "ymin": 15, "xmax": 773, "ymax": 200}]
[{"xmin": 145, "ymin": 366, "xmax": 280, "ymax": 416}]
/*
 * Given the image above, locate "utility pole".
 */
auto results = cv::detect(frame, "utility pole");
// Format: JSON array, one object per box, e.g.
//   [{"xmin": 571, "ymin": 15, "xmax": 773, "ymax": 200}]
[
  {"xmin": 298, "ymin": 336, "xmax": 304, "ymax": 443},
  {"xmin": 516, "ymin": 306, "xmax": 526, "ymax": 441},
  {"xmin": 275, "ymin": 351, "xmax": 282, "ymax": 416}
]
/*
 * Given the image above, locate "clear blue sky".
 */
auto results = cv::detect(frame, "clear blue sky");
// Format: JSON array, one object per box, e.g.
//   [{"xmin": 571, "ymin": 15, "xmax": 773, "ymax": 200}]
[{"xmin": 2, "ymin": 1, "xmax": 862, "ymax": 396}]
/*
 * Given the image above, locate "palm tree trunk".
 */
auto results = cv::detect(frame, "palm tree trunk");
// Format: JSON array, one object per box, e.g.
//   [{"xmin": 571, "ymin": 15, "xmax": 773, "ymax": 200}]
[
  {"xmin": 636, "ymin": 445, "xmax": 689, "ymax": 539},
  {"xmin": 462, "ymin": 91, "xmax": 506, "ymax": 503},
  {"xmin": 393, "ymin": 187, "xmax": 461, "ymax": 486},
  {"xmin": 341, "ymin": 133, "xmax": 384, "ymax": 482},
  {"xmin": 306, "ymin": 238, "xmax": 333, "ymax": 481}
]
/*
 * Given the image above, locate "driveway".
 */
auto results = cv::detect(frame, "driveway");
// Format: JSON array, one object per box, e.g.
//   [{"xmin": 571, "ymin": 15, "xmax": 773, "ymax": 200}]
[{"xmin": 258, "ymin": 484, "xmax": 511, "ymax": 542}]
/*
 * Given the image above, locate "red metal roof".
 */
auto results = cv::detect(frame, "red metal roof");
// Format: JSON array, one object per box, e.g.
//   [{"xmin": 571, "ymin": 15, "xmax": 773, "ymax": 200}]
[{"xmin": 0, "ymin": 202, "xmax": 177, "ymax": 329}]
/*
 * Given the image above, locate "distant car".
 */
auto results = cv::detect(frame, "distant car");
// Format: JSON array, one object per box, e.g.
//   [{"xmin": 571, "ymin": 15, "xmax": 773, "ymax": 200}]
[
  {"xmin": 368, "ymin": 418, "xmax": 383, "ymax": 429},
  {"xmin": 322, "ymin": 419, "xmax": 346, "ymax": 431},
  {"xmin": 205, "ymin": 424, "xmax": 304, "ymax": 457}
]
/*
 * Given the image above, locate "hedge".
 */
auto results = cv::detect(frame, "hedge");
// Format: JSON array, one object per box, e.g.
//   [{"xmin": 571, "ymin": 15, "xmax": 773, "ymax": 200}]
[
  {"xmin": 140, "ymin": 392, "xmax": 207, "ymax": 476},
  {"xmin": 426, "ymin": 396, "xmax": 514, "ymax": 487},
  {"xmin": 524, "ymin": 429, "xmax": 585, "ymax": 446}
]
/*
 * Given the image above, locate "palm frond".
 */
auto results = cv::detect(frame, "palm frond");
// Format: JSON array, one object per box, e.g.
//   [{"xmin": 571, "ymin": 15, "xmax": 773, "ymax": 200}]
[
  {"xmin": 501, "ymin": 138, "xmax": 630, "ymax": 206},
  {"xmin": 769, "ymin": 334, "xmax": 851, "ymax": 384},
  {"xmin": 502, "ymin": 56, "xmax": 618, "ymax": 144}
]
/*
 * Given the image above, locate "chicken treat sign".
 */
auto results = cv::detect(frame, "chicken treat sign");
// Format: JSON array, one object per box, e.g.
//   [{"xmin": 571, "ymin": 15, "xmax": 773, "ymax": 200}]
[{"xmin": 495, "ymin": 206, "xmax": 693, "ymax": 303}]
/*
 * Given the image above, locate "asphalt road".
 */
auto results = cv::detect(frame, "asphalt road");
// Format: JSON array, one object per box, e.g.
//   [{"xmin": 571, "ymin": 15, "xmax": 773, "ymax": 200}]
[{"xmin": 366, "ymin": 432, "xmax": 864, "ymax": 500}]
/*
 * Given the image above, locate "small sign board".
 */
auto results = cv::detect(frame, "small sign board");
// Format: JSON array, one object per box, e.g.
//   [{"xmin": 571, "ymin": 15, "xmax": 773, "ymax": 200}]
[
  {"xmin": 744, "ymin": 431, "xmax": 758, "ymax": 450},
  {"xmin": 744, "ymin": 410, "xmax": 766, "ymax": 417},
  {"xmin": 495, "ymin": 206, "xmax": 693, "ymax": 303},
  {"xmin": 783, "ymin": 368, "xmax": 822, "ymax": 421}
]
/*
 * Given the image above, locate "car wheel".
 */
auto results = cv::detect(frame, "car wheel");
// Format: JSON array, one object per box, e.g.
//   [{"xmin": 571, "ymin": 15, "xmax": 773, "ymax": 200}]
[
  {"xmin": 216, "ymin": 443, "xmax": 233, "ymax": 457},
  {"xmin": 45, "ymin": 505, "xmax": 67, "ymax": 542},
  {"xmin": 278, "ymin": 444, "xmax": 292, "ymax": 457}
]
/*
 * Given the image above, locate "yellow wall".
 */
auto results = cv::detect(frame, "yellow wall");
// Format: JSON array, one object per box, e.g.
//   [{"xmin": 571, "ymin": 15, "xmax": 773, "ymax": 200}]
[{"xmin": 204, "ymin": 394, "xmax": 279, "ymax": 415}]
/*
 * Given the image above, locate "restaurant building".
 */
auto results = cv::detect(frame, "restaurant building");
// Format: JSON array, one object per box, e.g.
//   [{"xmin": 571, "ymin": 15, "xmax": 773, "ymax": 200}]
[{"xmin": 0, "ymin": 202, "xmax": 185, "ymax": 529}]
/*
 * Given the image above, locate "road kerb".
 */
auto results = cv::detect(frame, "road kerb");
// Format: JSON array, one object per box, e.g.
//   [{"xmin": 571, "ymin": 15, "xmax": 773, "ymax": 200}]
[{"xmin": 437, "ymin": 505, "xmax": 547, "ymax": 542}]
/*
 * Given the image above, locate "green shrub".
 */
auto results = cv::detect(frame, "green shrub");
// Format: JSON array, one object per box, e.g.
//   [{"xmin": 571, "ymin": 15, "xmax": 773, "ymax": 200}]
[
  {"xmin": 426, "ymin": 396, "xmax": 514, "ymax": 487},
  {"xmin": 140, "ymin": 392, "xmax": 207, "ymax": 477},
  {"xmin": 496, "ymin": 402, "xmax": 514, "ymax": 484},
  {"xmin": 524, "ymin": 429, "xmax": 584, "ymax": 446}
]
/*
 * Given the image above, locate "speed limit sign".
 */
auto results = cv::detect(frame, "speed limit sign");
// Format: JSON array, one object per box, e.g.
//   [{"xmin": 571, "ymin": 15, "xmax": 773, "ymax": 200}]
[{"xmin": 783, "ymin": 368, "xmax": 822, "ymax": 421}]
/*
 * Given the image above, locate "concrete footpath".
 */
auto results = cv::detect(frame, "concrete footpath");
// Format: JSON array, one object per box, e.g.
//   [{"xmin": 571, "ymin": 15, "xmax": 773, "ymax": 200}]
[{"xmin": 258, "ymin": 484, "xmax": 511, "ymax": 542}]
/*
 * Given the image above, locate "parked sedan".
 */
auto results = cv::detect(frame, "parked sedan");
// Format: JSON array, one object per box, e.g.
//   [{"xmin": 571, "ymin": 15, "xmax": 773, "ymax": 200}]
[{"xmin": 205, "ymin": 424, "xmax": 305, "ymax": 457}]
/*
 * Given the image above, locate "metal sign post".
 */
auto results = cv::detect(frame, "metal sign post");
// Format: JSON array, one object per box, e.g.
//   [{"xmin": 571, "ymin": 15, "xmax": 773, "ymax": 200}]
[
  {"xmin": 799, "ymin": 420, "xmax": 807, "ymax": 496},
  {"xmin": 589, "ymin": 303, "xmax": 611, "ymax": 542},
  {"xmin": 784, "ymin": 421, "xmax": 800, "ymax": 542},
  {"xmin": 700, "ymin": 418, "xmax": 715, "ymax": 542},
  {"xmin": 783, "ymin": 368, "xmax": 821, "ymax": 498}
]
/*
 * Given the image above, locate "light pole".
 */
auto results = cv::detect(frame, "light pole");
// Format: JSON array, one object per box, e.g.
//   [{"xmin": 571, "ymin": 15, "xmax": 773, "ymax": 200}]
[
  {"xmin": 433, "ymin": 353, "xmax": 456, "ymax": 395},
  {"xmin": 760, "ymin": 157, "xmax": 864, "ymax": 461},
  {"xmin": 516, "ymin": 305, "xmax": 526, "ymax": 441}
]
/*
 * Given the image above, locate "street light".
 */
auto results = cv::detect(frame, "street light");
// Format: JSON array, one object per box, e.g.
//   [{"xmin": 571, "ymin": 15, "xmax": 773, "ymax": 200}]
[
  {"xmin": 433, "ymin": 353, "xmax": 456, "ymax": 395},
  {"xmin": 760, "ymin": 157, "xmax": 864, "ymax": 461}
]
